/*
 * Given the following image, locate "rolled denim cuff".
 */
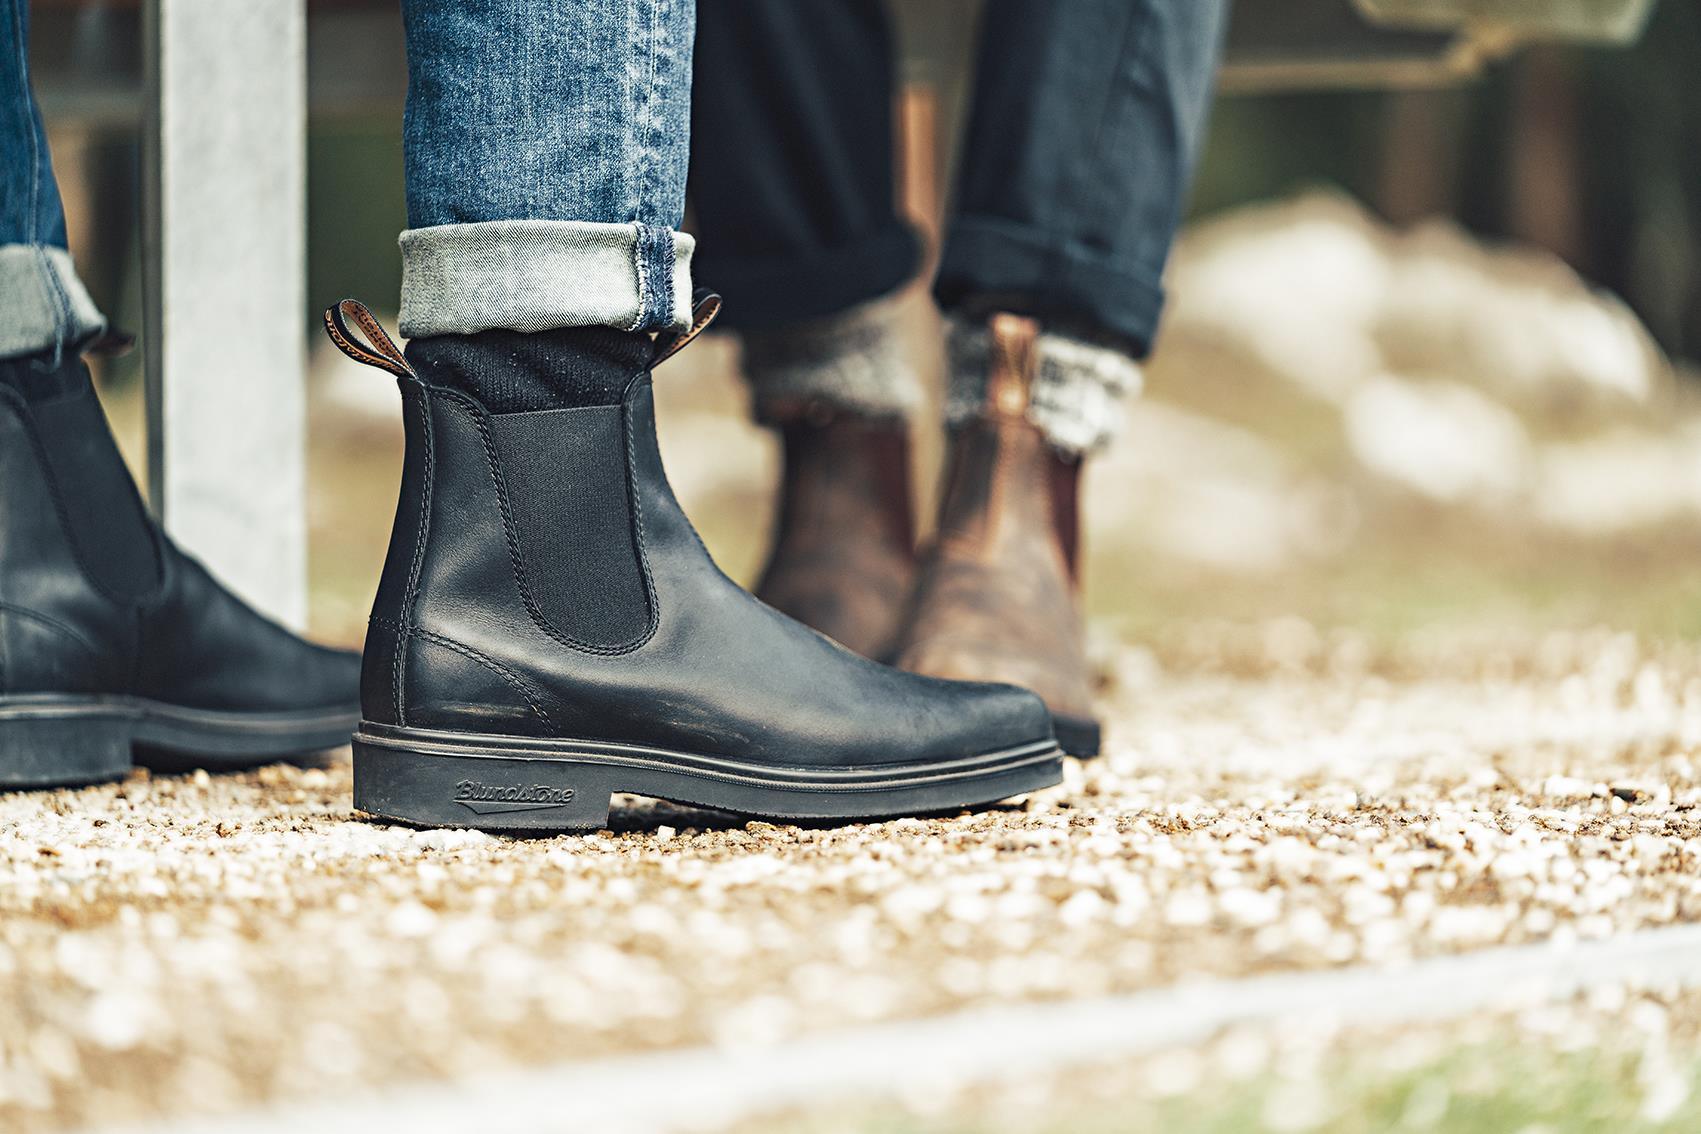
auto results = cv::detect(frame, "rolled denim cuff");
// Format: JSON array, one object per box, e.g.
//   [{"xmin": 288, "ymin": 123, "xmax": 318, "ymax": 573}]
[
  {"xmin": 0, "ymin": 244, "xmax": 106, "ymax": 360},
  {"xmin": 947, "ymin": 316, "xmax": 1143, "ymax": 455},
  {"xmin": 398, "ymin": 220, "xmax": 695, "ymax": 338},
  {"xmin": 741, "ymin": 291, "xmax": 924, "ymax": 423},
  {"xmin": 936, "ymin": 215, "xmax": 1168, "ymax": 359}
]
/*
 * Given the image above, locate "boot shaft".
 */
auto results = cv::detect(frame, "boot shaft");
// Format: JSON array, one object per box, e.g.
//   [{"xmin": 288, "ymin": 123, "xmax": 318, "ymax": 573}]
[
  {"xmin": 895, "ymin": 312, "xmax": 1098, "ymax": 751},
  {"xmin": 935, "ymin": 313, "xmax": 1082, "ymax": 581},
  {"xmin": 770, "ymin": 412, "xmax": 915, "ymax": 554},
  {"xmin": 362, "ymin": 375, "xmax": 668, "ymax": 732},
  {"xmin": 328, "ymin": 297, "xmax": 706, "ymax": 734},
  {"xmin": 755, "ymin": 411, "xmax": 918, "ymax": 660},
  {"xmin": 0, "ymin": 357, "xmax": 158, "ymax": 693},
  {"xmin": 0, "ymin": 357, "xmax": 161, "ymax": 601}
]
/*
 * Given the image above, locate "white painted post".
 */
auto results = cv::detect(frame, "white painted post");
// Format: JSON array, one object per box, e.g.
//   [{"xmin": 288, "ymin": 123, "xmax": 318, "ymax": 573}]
[{"xmin": 142, "ymin": 0, "xmax": 308, "ymax": 630}]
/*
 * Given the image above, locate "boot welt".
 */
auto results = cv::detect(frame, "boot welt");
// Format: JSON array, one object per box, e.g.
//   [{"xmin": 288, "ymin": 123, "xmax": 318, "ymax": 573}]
[
  {"xmin": 351, "ymin": 723, "xmax": 1065, "ymax": 832},
  {"xmin": 0, "ymin": 694, "xmax": 360, "ymax": 788},
  {"xmin": 1050, "ymin": 712, "xmax": 1102, "ymax": 760}
]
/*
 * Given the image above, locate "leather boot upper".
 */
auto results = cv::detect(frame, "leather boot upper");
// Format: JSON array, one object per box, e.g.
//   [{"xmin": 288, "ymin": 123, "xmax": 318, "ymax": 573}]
[
  {"xmin": 0, "ymin": 354, "xmax": 359, "ymax": 711},
  {"xmin": 754, "ymin": 411, "xmax": 916, "ymax": 660},
  {"xmin": 359, "ymin": 336, "xmax": 1052, "ymax": 769},
  {"xmin": 895, "ymin": 313, "xmax": 1097, "ymax": 724}
]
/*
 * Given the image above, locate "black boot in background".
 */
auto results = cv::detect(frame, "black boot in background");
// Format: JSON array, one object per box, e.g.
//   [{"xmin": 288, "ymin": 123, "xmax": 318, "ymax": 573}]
[
  {"xmin": 324, "ymin": 299, "xmax": 1061, "ymax": 832},
  {"xmin": 0, "ymin": 352, "xmax": 361, "ymax": 789}
]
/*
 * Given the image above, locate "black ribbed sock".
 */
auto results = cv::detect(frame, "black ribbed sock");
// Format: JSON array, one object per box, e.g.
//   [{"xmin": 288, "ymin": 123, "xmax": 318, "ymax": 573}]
[{"xmin": 403, "ymin": 326, "xmax": 654, "ymax": 413}]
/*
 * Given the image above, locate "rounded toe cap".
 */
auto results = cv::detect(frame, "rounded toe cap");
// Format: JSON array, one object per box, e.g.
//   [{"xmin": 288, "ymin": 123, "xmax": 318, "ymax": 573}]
[
  {"xmin": 970, "ymin": 680, "xmax": 1056, "ymax": 750},
  {"xmin": 903, "ymin": 674, "xmax": 1055, "ymax": 761}
]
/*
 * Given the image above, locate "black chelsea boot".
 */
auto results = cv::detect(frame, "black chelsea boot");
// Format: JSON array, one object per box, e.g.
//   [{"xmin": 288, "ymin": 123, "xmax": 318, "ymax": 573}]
[
  {"xmin": 0, "ymin": 351, "xmax": 360, "ymax": 789},
  {"xmin": 323, "ymin": 298, "xmax": 1061, "ymax": 831}
]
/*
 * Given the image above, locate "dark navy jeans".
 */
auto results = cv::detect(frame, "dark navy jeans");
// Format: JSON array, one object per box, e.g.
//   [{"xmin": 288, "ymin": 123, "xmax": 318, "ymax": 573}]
[{"xmin": 690, "ymin": 0, "xmax": 1229, "ymax": 358}]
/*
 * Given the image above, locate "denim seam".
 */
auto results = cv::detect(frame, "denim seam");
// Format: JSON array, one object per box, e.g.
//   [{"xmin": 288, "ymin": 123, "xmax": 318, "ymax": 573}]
[
  {"xmin": 658, "ymin": 227, "xmax": 676, "ymax": 327},
  {"xmin": 657, "ymin": 230, "xmax": 671, "ymax": 327},
  {"xmin": 635, "ymin": 0, "xmax": 661, "ymax": 225},
  {"xmin": 11, "ymin": 0, "xmax": 36, "ymax": 248},
  {"xmin": 624, "ymin": 0, "xmax": 650, "ymax": 332},
  {"xmin": 628, "ymin": 227, "xmax": 651, "ymax": 334},
  {"xmin": 635, "ymin": 224, "xmax": 677, "ymax": 331},
  {"xmin": 1080, "ymin": 4, "xmax": 1162, "ymax": 232}
]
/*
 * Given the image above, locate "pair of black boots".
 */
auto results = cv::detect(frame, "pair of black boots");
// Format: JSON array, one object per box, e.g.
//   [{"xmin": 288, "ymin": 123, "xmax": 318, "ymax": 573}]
[{"xmin": 0, "ymin": 303, "xmax": 1063, "ymax": 829}]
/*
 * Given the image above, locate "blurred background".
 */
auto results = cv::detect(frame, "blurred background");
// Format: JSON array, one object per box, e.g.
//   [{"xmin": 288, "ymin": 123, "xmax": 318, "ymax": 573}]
[{"xmin": 27, "ymin": 0, "xmax": 1701, "ymax": 654}]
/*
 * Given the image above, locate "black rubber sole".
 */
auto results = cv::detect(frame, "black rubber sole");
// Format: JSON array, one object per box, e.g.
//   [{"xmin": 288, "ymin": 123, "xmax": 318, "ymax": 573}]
[
  {"xmin": 0, "ymin": 695, "xmax": 359, "ymax": 790},
  {"xmin": 352, "ymin": 722, "xmax": 1066, "ymax": 832},
  {"xmin": 1051, "ymin": 712, "xmax": 1101, "ymax": 759}
]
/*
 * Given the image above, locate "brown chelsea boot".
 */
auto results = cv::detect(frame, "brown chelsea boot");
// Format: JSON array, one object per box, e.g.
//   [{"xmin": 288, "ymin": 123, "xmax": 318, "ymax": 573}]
[
  {"xmin": 894, "ymin": 313, "xmax": 1100, "ymax": 757},
  {"xmin": 753, "ymin": 407, "xmax": 917, "ymax": 660}
]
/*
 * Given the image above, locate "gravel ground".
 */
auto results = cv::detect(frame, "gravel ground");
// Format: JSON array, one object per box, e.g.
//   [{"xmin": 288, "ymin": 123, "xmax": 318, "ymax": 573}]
[{"xmin": 6, "ymin": 623, "xmax": 1701, "ymax": 1132}]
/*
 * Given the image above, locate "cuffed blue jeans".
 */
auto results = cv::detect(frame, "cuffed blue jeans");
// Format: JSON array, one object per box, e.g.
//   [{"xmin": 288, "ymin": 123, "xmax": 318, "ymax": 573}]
[
  {"xmin": 3, "ymin": 0, "xmax": 698, "ymax": 352},
  {"xmin": 0, "ymin": 0, "xmax": 105, "ymax": 361},
  {"xmin": 398, "ymin": 0, "xmax": 698, "ymax": 338}
]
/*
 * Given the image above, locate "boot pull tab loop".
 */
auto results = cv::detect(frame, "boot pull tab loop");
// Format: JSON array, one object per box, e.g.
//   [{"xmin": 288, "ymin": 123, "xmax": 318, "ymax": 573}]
[
  {"xmin": 986, "ymin": 312, "xmax": 1040, "ymax": 418},
  {"xmin": 323, "ymin": 298, "xmax": 417, "ymax": 382},
  {"xmin": 652, "ymin": 290, "xmax": 723, "ymax": 368}
]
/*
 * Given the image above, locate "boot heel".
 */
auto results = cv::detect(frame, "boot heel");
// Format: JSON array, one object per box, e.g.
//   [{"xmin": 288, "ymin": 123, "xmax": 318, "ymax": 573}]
[
  {"xmin": 0, "ymin": 702, "xmax": 134, "ymax": 789},
  {"xmin": 352, "ymin": 733, "xmax": 615, "ymax": 831}
]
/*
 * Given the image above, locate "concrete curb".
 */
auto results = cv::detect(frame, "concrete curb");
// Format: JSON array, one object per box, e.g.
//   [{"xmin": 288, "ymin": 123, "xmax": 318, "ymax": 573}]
[{"xmin": 101, "ymin": 922, "xmax": 1701, "ymax": 1134}]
